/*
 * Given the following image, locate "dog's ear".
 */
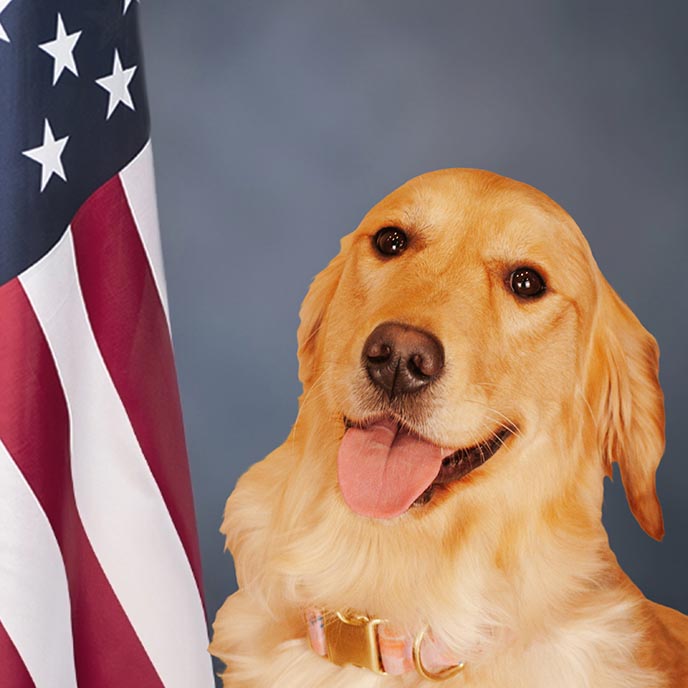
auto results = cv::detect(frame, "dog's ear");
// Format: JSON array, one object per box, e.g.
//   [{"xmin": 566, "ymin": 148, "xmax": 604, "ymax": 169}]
[
  {"xmin": 586, "ymin": 279, "xmax": 665, "ymax": 540},
  {"xmin": 296, "ymin": 244, "xmax": 348, "ymax": 389}
]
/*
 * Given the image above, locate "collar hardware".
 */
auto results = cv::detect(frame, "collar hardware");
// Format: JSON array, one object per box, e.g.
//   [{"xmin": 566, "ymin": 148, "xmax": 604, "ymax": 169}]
[
  {"xmin": 324, "ymin": 611, "xmax": 387, "ymax": 675},
  {"xmin": 306, "ymin": 609, "xmax": 465, "ymax": 681},
  {"xmin": 413, "ymin": 625, "xmax": 465, "ymax": 681}
]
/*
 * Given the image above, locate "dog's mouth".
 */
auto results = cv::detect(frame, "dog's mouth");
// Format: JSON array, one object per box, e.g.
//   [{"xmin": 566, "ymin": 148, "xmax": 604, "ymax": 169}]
[{"xmin": 338, "ymin": 415, "xmax": 514, "ymax": 519}]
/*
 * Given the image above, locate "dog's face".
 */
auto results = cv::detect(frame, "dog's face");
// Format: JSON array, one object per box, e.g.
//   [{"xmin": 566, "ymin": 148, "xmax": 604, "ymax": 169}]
[{"xmin": 296, "ymin": 169, "xmax": 664, "ymax": 542}]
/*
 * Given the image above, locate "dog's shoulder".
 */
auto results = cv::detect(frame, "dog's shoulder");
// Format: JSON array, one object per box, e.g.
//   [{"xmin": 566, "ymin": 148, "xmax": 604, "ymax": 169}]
[
  {"xmin": 221, "ymin": 444, "xmax": 294, "ymax": 581},
  {"xmin": 650, "ymin": 602, "xmax": 688, "ymax": 640},
  {"xmin": 638, "ymin": 601, "xmax": 688, "ymax": 686}
]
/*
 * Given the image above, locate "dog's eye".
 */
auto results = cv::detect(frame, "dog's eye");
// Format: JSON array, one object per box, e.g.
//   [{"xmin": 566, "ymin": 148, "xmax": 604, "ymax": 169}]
[
  {"xmin": 510, "ymin": 267, "xmax": 546, "ymax": 298},
  {"xmin": 373, "ymin": 227, "xmax": 408, "ymax": 256}
]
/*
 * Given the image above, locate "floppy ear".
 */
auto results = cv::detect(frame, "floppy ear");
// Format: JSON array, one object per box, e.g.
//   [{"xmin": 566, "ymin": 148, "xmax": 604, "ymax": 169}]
[
  {"xmin": 296, "ymin": 246, "xmax": 348, "ymax": 390},
  {"xmin": 587, "ymin": 279, "xmax": 665, "ymax": 540}
]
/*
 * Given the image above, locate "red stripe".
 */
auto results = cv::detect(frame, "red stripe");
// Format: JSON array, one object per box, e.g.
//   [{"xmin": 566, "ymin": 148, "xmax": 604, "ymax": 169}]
[
  {"xmin": 71, "ymin": 175, "xmax": 204, "ymax": 596},
  {"xmin": 0, "ymin": 278, "xmax": 163, "ymax": 688},
  {"xmin": 0, "ymin": 621, "xmax": 34, "ymax": 688}
]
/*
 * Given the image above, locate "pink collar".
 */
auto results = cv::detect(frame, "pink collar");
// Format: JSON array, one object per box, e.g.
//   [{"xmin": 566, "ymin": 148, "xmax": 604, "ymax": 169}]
[{"xmin": 306, "ymin": 608, "xmax": 465, "ymax": 681}]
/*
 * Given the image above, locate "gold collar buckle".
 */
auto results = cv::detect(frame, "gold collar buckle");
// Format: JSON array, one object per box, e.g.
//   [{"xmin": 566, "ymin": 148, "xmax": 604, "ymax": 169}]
[
  {"xmin": 324, "ymin": 611, "xmax": 387, "ymax": 675},
  {"xmin": 312, "ymin": 610, "xmax": 466, "ymax": 681}
]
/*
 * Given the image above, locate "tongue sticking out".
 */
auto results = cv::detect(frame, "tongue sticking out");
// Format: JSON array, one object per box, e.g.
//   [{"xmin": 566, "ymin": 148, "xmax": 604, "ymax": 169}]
[{"xmin": 337, "ymin": 418, "xmax": 445, "ymax": 518}]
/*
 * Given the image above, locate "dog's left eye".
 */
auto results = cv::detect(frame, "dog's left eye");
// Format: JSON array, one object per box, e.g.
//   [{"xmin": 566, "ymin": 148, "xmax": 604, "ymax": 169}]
[
  {"xmin": 373, "ymin": 227, "xmax": 408, "ymax": 256},
  {"xmin": 510, "ymin": 267, "xmax": 546, "ymax": 298}
]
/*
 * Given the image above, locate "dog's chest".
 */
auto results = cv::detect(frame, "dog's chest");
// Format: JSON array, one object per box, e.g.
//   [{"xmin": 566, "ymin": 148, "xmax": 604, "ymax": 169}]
[{"xmin": 253, "ymin": 634, "xmax": 660, "ymax": 688}]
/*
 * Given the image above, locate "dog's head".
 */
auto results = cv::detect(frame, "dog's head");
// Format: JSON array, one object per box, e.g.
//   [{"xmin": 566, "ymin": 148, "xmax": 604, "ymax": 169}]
[{"xmin": 295, "ymin": 170, "xmax": 664, "ymax": 543}]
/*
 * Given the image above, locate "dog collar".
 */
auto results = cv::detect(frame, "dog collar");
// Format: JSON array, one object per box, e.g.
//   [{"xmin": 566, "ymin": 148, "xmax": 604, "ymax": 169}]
[{"xmin": 305, "ymin": 608, "xmax": 465, "ymax": 681}]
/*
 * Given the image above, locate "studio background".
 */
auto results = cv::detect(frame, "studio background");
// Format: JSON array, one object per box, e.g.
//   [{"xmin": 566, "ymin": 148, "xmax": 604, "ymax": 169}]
[{"xmin": 138, "ymin": 0, "xmax": 687, "ymax": 675}]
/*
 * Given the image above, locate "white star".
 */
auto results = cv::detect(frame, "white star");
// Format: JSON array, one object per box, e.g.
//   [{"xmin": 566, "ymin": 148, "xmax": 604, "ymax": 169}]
[
  {"xmin": 22, "ymin": 119, "xmax": 69, "ymax": 192},
  {"xmin": 0, "ymin": 0, "xmax": 14, "ymax": 43},
  {"xmin": 95, "ymin": 49, "xmax": 137, "ymax": 120},
  {"xmin": 122, "ymin": 0, "xmax": 140, "ymax": 14},
  {"xmin": 39, "ymin": 13, "xmax": 82, "ymax": 86}
]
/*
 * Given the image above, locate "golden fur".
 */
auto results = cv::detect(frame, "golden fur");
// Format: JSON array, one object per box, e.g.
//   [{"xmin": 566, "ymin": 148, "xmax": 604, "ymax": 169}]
[{"xmin": 210, "ymin": 169, "xmax": 688, "ymax": 686}]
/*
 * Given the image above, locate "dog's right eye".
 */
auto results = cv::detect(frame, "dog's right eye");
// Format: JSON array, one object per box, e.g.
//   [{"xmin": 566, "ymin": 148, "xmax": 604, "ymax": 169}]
[{"xmin": 373, "ymin": 227, "xmax": 408, "ymax": 256}]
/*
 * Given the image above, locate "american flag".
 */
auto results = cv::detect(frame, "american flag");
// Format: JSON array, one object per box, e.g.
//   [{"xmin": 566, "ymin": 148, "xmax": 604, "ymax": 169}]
[{"xmin": 0, "ymin": 1, "xmax": 214, "ymax": 686}]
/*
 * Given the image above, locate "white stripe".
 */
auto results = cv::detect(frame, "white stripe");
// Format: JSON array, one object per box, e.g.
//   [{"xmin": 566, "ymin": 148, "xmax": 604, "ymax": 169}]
[
  {"xmin": 119, "ymin": 140, "xmax": 170, "ymax": 325},
  {"xmin": 20, "ymin": 231, "xmax": 214, "ymax": 688},
  {"xmin": 0, "ymin": 438, "xmax": 78, "ymax": 688}
]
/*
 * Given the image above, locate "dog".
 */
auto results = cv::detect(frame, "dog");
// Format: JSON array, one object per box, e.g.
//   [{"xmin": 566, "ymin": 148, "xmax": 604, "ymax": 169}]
[{"xmin": 210, "ymin": 169, "xmax": 688, "ymax": 687}]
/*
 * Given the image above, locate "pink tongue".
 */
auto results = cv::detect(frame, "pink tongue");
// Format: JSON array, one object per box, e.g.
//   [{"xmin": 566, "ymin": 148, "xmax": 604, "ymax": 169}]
[{"xmin": 337, "ymin": 418, "xmax": 444, "ymax": 518}]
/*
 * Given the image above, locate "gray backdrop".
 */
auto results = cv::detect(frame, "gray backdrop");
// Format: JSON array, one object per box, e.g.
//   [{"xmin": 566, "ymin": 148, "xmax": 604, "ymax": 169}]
[{"xmin": 138, "ymin": 0, "xmax": 688, "ymax": 672}]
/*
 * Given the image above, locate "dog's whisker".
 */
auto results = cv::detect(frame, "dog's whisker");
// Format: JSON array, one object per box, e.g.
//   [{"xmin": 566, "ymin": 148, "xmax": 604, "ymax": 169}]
[
  {"xmin": 473, "ymin": 381, "xmax": 501, "ymax": 390},
  {"xmin": 460, "ymin": 398, "xmax": 521, "ymax": 437},
  {"xmin": 475, "ymin": 419, "xmax": 511, "ymax": 448},
  {"xmin": 478, "ymin": 438, "xmax": 487, "ymax": 465},
  {"xmin": 475, "ymin": 412, "xmax": 516, "ymax": 433},
  {"xmin": 484, "ymin": 416, "xmax": 521, "ymax": 441}
]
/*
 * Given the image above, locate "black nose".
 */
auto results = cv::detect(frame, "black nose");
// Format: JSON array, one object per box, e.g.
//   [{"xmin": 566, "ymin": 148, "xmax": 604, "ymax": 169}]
[{"xmin": 362, "ymin": 322, "xmax": 444, "ymax": 397}]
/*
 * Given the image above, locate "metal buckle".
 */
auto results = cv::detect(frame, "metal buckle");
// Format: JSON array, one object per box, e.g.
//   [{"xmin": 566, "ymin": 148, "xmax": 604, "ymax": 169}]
[
  {"xmin": 324, "ymin": 611, "xmax": 387, "ymax": 675},
  {"xmin": 412, "ymin": 625, "xmax": 465, "ymax": 682}
]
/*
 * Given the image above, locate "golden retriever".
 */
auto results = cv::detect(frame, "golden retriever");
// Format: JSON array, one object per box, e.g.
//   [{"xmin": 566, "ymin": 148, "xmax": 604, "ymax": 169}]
[{"xmin": 210, "ymin": 169, "xmax": 688, "ymax": 687}]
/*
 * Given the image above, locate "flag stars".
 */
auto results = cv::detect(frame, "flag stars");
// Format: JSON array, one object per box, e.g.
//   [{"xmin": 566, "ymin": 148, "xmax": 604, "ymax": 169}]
[
  {"xmin": 122, "ymin": 0, "xmax": 140, "ymax": 14},
  {"xmin": 22, "ymin": 119, "xmax": 69, "ymax": 192},
  {"xmin": 39, "ymin": 13, "xmax": 82, "ymax": 86},
  {"xmin": 96, "ymin": 49, "xmax": 138, "ymax": 120},
  {"xmin": 0, "ymin": 0, "xmax": 13, "ymax": 43}
]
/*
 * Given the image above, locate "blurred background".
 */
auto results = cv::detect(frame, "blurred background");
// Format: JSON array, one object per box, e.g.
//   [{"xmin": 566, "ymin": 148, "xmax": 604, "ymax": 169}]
[{"xmin": 138, "ymin": 0, "xmax": 687, "ymax": 675}]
